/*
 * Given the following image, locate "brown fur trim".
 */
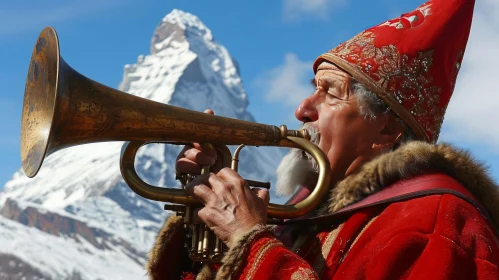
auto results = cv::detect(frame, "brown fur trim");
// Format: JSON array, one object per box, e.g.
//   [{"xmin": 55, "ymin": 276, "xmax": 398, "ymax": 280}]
[
  {"xmin": 196, "ymin": 265, "xmax": 215, "ymax": 280},
  {"xmin": 215, "ymin": 226, "xmax": 274, "ymax": 280},
  {"xmin": 326, "ymin": 141, "xmax": 499, "ymax": 229},
  {"xmin": 146, "ymin": 215, "xmax": 185, "ymax": 279}
]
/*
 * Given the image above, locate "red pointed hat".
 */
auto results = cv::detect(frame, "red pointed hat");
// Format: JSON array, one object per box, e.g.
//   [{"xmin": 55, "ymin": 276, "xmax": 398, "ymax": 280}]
[{"xmin": 314, "ymin": 0, "xmax": 475, "ymax": 142}]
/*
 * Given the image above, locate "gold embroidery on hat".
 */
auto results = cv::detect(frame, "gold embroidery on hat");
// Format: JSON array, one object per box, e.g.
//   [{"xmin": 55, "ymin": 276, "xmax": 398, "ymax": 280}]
[{"xmin": 331, "ymin": 31, "xmax": 444, "ymax": 141}]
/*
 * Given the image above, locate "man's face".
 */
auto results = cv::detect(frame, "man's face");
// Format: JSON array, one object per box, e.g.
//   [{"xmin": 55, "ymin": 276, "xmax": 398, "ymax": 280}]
[{"xmin": 294, "ymin": 62, "xmax": 387, "ymax": 182}]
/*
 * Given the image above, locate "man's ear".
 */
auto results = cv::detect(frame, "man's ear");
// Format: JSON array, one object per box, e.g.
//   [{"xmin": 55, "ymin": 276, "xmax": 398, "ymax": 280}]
[{"xmin": 372, "ymin": 113, "xmax": 404, "ymax": 151}]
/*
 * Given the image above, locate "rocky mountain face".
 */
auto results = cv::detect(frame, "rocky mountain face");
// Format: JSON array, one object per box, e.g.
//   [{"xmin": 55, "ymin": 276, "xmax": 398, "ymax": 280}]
[{"xmin": 0, "ymin": 9, "xmax": 283, "ymax": 279}]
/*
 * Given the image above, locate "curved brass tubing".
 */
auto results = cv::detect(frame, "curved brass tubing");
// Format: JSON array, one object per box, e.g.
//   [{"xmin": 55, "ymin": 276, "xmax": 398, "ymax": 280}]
[{"xmin": 120, "ymin": 137, "xmax": 331, "ymax": 220}]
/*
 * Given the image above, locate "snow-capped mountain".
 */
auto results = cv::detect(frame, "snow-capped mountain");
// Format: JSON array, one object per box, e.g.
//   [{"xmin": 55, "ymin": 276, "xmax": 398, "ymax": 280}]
[{"xmin": 0, "ymin": 9, "xmax": 283, "ymax": 280}]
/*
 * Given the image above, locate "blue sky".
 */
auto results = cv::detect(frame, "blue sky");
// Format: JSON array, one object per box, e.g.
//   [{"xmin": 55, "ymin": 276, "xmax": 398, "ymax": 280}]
[{"xmin": 1, "ymin": 0, "xmax": 499, "ymax": 187}]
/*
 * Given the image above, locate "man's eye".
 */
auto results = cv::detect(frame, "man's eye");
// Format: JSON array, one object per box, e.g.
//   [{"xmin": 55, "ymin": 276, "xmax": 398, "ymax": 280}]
[
  {"xmin": 326, "ymin": 86, "xmax": 348, "ymax": 100},
  {"xmin": 327, "ymin": 89, "xmax": 342, "ymax": 99}
]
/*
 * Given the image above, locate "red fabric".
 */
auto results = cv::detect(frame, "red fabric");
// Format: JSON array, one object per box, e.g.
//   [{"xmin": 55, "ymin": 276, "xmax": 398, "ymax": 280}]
[
  {"xmin": 313, "ymin": 0, "xmax": 475, "ymax": 142},
  {"xmin": 239, "ymin": 233, "xmax": 319, "ymax": 279},
  {"xmin": 180, "ymin": 272, "xmax": 196, "ymax": 280},
  {"xmin": 322, "ymin": 210, "xmax": 376, "ymax": 278},
  {"xmin": 334, "ymin": 194, "xmax": 499, "ymax": 280},
  {"xmin": 235, "ymin": 191, "xmax": 499, "ymax": 279}
]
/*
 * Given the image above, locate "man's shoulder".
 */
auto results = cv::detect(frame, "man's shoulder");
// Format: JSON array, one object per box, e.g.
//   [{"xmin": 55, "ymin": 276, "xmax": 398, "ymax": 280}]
[
  {"xmin": 372, "ymin": 193, "xmax": 499, "ymax": 257},
  {"xmin": 382, "ymin": 192, "xmax": 493, "ymax": 230},
  {"xmin": 336, "ymin": 193, "xmax": 499, "ymax": 279}
]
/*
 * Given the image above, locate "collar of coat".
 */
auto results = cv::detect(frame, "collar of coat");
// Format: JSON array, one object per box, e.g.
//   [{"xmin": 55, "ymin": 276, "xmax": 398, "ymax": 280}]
[{"xmin": 322, "ymin": 140, "xmax": 499, "ymax": 229}]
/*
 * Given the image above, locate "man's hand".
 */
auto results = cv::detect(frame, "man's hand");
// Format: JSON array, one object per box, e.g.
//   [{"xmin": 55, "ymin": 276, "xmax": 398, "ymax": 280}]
[
  {"xmin": 184, "ymin": 168, "xmax": 270, "ymax": 248},
  {"xmin": 174, "ymin": 109, "xmax": 270, "ymax": 248}
]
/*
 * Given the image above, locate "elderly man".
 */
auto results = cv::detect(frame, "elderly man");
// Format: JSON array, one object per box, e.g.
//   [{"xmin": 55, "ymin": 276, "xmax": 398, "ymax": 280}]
[{"xmin": 146, "ymin": 0, "xmax": 499, "ymax": 279}]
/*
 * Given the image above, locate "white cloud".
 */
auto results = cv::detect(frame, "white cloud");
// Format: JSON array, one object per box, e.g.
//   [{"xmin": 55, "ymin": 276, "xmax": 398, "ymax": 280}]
[
  {"xmin": 439, "ymin": 1, "xmax": 499, "ymax": 150},
  {"xmin": 252, "ymin": 53, "xmax": 313, "ymax": 107},
  {"xmin": 282, "ymin": 0, "xmax": 347, "ymax": 21},
  {"xmin": 0, "ymin": 0, "xmax": 123, "ymax": 36}
]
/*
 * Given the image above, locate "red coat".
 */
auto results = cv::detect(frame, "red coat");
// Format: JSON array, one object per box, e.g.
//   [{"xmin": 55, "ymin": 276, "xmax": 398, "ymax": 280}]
[{"xmin": 146, "ymin": 142, "xmax": 499, "ymax": 280}]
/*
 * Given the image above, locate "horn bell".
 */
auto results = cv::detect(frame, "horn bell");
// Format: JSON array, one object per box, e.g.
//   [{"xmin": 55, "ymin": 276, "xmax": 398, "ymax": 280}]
[{"xmin": 21, "ymin": 26, "xmax": 60, "ymax": 178}]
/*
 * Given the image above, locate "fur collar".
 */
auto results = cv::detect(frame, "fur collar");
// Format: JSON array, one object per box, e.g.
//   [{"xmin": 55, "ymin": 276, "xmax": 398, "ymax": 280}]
[{"xmin": 324, "ymin": 141, "xmax": 499, "ymax": 229}]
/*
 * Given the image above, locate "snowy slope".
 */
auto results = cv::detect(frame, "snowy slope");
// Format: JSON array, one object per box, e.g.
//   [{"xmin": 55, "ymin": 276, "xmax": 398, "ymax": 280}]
[
  {"xmin": 0, "ymin": 9, "xmax": 283, "ymax": 280},
  {"xmin": 0, "ymin": 213, "xmax": 147, "ymax": 280}
]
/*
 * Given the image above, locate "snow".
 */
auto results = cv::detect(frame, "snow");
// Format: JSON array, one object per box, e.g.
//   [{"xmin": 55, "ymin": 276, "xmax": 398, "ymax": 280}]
[
  {"xmin": 0, "ymin": 9, "xmax": 284, "ymax": 280},
  {"xmin": 0, "ymin": 216, "xmax": 147, "ymax": 280}
]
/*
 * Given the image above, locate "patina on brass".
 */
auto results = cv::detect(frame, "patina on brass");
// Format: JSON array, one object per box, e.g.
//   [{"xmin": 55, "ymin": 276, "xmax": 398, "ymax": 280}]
[{"xmin": 21, "ymin": 27, "xmax": 333, "ymax": 263}]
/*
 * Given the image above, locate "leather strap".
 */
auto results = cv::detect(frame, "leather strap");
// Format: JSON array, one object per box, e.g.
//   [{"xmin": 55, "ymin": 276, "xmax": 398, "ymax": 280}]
[{"xmin": 284, "ymin": 173, "xmax": 491, "ymax": 225}]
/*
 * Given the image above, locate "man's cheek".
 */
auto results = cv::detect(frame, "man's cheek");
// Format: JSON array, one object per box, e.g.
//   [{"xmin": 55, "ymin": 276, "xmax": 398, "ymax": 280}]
[{"xmin": 317, "ymin": 136, "xmax": 330, "ymax": 155}]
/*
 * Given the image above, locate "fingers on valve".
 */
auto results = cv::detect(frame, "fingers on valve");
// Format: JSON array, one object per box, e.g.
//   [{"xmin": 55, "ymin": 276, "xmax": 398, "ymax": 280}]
[
  {"xmin": 216, "ymin": 168, "xmax": 247, "ymax": 188},
  {"xmin": 176, "ymin": 158, "xmax": 202, "ymax": 174},
  {"xmin": 184, "ymin": 174, "xmax": 216, "ymax": 205},
  {"xmin": 176, "ymin": 146, "xmax": 217, "ymax": 174}
]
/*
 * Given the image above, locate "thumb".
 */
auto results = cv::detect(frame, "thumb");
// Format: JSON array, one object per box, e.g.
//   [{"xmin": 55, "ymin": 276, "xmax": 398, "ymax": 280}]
[{"xmin": 253, "ymin": 188, "xmax": 270, "ymax": 205}]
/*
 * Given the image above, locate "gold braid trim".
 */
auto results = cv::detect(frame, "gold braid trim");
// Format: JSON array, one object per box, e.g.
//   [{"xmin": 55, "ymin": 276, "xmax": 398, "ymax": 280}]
[{"xmin": 215, "ymin": 226, "xmax": 277, "ymax": 280}]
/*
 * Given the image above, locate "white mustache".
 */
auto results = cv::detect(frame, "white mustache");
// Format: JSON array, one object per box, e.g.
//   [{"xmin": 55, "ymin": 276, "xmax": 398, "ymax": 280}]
[
  {"xmin": 303, "ymin": 123, "xmax": 321, "ymax": 145},
  {"xmin": 298, "ymin": 123, "xmax": 321, "ymax": 171}
]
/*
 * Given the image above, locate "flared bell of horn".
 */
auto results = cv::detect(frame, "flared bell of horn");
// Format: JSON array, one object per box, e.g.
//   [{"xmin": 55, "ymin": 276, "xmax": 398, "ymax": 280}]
[{"xmin": 21, "ymin": 27, "xmax": 60, "ymax": 178}]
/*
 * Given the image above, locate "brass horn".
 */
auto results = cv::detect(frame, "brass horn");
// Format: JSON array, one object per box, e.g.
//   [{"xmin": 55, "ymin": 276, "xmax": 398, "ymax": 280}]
[{"xmin": 21, "ymin": 27, "xmax": 332, "ymax": 262}]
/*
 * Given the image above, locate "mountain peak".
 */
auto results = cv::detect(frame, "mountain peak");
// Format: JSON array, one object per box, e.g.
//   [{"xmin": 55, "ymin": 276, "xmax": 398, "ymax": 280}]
[
  {"xmin": 163, "ymin": 9, "xmax": 209, "ymax": 32},
  {"xmin": 151, "ymin": 9, "xmax": 213, "ymax": 54}
]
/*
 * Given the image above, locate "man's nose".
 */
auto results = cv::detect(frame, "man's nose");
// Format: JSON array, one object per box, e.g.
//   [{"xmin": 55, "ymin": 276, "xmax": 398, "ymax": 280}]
[{"xmin": 295, "ymin": 95, "xmax": 319, "ymax": 123}]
